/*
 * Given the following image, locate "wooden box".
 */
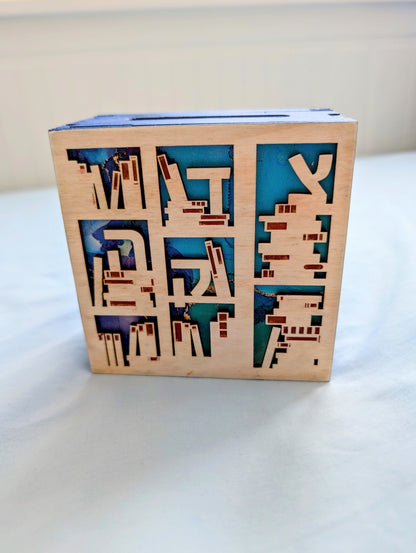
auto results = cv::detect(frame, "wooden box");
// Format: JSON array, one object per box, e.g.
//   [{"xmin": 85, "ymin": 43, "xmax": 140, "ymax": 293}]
[{"xmin": 49, "ymin": 109, "xmax": 357, "ymax": 381}]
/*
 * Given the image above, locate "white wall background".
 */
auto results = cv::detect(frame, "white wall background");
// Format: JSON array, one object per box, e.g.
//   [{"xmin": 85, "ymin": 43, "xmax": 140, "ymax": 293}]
[{"xmin": 0, "ymin": 0, "xmax": 415, "ymax": 191}]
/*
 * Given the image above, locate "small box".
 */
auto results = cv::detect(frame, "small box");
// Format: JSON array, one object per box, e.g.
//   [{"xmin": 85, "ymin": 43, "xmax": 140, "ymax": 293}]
[{"xmin": 49, "ymin": 109, "xmax": 357, "ymax": 380}]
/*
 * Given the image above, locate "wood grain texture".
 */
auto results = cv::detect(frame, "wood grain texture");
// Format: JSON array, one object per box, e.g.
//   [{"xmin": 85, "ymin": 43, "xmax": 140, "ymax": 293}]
[{"xmin": 50, "ymin": 116, "xmax": 357, "ymax": 380}]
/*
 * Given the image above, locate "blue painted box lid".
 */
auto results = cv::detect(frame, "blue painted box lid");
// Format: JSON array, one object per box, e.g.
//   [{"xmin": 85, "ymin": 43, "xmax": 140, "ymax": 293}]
[{"xmin": 51, "ymin": 109, "xmax": 354, "ymax": 131}]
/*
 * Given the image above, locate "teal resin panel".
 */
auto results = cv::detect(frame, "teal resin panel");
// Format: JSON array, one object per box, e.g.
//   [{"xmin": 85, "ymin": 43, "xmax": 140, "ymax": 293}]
[
  {"xmin": 254, "ymin": 285, "xmax": 325, "ymax": 367},
  {"xmin": 165, "ymin": 237, "xmax": 234, "ymax": 297},
  {"xmin": 157, "ymin": 145, "xmax": 234, "ymax": 225},
  {"xmin": 170, "ymin": 303, "xmax": 235, "ymax": 357}
]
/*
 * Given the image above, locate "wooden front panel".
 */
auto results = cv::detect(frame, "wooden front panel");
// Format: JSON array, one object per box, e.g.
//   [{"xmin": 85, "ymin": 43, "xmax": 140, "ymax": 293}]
[{"xmin": 50, "ymin": 121, "xmax": 357, "ymax": 380}]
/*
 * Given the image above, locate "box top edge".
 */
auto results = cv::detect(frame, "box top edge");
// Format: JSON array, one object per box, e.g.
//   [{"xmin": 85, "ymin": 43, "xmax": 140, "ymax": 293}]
[{"xmin": 49, "ymin": 109, "xmax": 356, "ymax": 131}]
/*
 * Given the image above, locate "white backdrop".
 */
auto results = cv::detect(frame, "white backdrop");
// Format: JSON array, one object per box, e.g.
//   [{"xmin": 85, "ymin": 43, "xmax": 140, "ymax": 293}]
[
  {"xmin": 1, "ymin": 151, "xmax": 416, "ymax": 552},
  {"xmin": 0, "ymin": 1, "xmax": 415, "ymax": 191}
]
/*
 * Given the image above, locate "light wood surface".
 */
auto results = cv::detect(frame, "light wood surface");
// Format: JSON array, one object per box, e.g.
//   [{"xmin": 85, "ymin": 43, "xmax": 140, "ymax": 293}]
[{"xmin": 50, "ymin": 118, "xmax": 357, "ymax": 380}]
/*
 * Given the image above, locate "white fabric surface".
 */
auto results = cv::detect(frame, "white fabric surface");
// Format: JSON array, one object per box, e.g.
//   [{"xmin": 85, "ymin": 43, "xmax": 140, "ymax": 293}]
[{"xmin": 1, "ymin": 152, "xmax": 415, "ymax": 552}]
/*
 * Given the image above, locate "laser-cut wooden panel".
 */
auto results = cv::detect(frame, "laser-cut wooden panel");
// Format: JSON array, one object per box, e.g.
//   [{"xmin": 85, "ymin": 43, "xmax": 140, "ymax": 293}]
[{"xmin": 50, "ymin": 109, "xmax": 357, "ymax": 380}]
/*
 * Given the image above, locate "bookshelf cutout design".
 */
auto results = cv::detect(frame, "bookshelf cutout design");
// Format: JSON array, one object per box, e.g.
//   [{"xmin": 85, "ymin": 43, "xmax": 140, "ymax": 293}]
[{"xmin": 66, "ymin": 141, "xmax": 343, "ymax": 377}]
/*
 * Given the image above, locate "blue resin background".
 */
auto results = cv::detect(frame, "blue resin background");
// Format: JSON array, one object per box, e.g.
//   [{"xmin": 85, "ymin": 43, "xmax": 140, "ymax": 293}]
[
  {"xmin": 95, "ymin": 315, "xmax": 159, "ymax": 365},
  {"xmin": 68, "ymin": 147, "xmax": 144, "ymax": 208},
  {"xmin": 79, "ymin": 220, "xmax": 151, "ymax": 302}
]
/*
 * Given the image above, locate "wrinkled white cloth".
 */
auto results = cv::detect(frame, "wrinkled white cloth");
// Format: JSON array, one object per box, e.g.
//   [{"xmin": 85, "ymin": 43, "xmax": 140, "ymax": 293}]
[{"xmin": 1, "ymin": 153, "xmax": 415, "ymax": 553}]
